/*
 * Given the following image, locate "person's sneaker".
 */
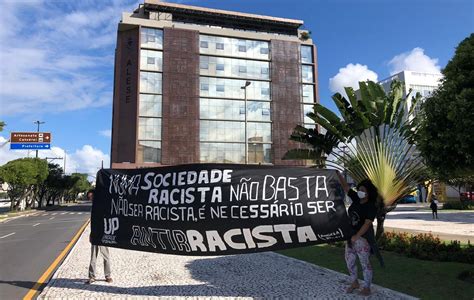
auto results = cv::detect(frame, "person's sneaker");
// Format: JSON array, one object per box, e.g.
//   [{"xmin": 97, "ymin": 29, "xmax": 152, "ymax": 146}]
[
  {"xmin": 359, "ymin": 287, "xmax": 371, "ymax": 296},
  {"xmin": 105, "ymin": 277, "xmax": 113, "ymax": 283},
  {"xmin": 85, "ymin": 278, "xmax": 95, "ymax": 284},
  {"xmin": 346, "ymin": 281, "xmax": 360, "ymax": 293}
]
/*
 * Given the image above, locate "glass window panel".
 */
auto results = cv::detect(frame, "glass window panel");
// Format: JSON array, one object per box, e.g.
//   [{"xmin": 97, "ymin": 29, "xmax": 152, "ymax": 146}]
[
  {"xmin": 247, "ymin": 122, "xmax": 271, "ymax": 143},
  {"xmin": 200, "ymin": 120, "xmax": 245, "ymax": 142},
  {"xmin": 201, "ymin": 83, "xmax": 209, "ymax": 91},
  {"xmin": 248, "ymin": 143, "xmax": 272, "ymax": 164},
  {"xmin": 140, "ymin": 50, "xmax": 162, "ymax": 71},
  {"xmin": 301, "ymin": 45, "xmax": 313, "ymax": 63},
  {"xmin": 199, "ymin": 56, "xmax": 269, "ymax": 80},
  {"xmin": 303, "ymin": 104, "xmax": 315, "ymax": 124},
  {"xmin": 199, "ymin": 77, "xmax": 270, "ymax": 101},
  {"xmin": 302, "ymin": 65, "xmax": 314, "ymax": 83},
  {"xmin": 200, "ymin": 41, "xmax": 208, "ymax": 48},
  {"xmin": 139, "ymin": 94, "xmax": 162, "ymax": 117},
  {"xmin": 140, "ymin": 72, "xmax": 162, "ymax": 94},
  {"xmin": 247, "ymin": 101, "xmax": 271, "ymax": 121},
  {"xmin": 138, "ymin": 141, "xmax": 161, "ymax": 163},
  {"xmin": 200, "ymin": 143, "xmax": 245, "ymax": 164},
  {"xmin": 199, "ymin": 35, "xmax": 269, "ymax": 60},
  {"xmin": 140, "ymin": 28, "xmax": 163, "ymax": 49},
  {"xmin": 302, "ymin": 84, "xmax": 315, "ymax": 103},
  {"xmin": 138, "ymin": 117, "xmax": 161, "ymax": 140}
]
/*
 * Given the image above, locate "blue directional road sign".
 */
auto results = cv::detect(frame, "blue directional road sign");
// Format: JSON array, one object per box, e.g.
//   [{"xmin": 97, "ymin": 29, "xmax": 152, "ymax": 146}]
[{"xmin": 10, "ymin": 143, "xmax": 51, "ymax": 150}]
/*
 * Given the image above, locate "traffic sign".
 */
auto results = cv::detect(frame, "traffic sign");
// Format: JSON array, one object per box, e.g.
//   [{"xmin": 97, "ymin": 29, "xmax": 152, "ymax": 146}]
[
  {"xmin": 11, "ymin": 132, "xmax": 51, "ymax": 143},
  {"xmin": 10, "ymin": 143, "xmax": 51, "ymax": 150}
]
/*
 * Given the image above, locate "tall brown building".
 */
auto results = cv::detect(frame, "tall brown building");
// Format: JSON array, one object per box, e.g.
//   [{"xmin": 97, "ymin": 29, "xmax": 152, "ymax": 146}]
[{"xmin": 111, "ymin": 0, "xmax": 318, "ymax": 168}]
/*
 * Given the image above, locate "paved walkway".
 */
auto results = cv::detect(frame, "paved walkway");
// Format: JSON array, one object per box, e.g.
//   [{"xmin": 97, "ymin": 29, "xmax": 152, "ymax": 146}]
[
  {"xmin": 384, "ymin": 210, "xmax": 474, "ymax": 242},
  {"xmin": 39, "ymin": 226, "xmax": 415, "ymax": 299}
]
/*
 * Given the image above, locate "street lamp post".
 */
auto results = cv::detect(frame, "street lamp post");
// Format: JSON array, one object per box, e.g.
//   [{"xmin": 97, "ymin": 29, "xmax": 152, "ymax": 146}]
[
  {"xmin": 241, "ymin": 81, "xmax": 251, "ymax": 164},
  {"xmin": 34, "ymin": 120, "xmax": 45, "ymax": 158}
]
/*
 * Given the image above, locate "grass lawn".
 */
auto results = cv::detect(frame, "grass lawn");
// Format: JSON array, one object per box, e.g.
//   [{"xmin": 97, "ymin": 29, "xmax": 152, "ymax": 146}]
[{"xmin": 278, "ymin": 244, "xmax": 474, "ymax": 300}]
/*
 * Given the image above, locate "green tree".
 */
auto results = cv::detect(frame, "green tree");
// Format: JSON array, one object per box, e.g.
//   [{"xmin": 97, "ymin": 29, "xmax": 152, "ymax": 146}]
[
  {"xmin": 0, "ymin": 121, "xmax": 5, "ymax": 132},
  {"xmin": 284, "ymin": 80, "xmax": 425, "ymax": 239},
  {"xmin": 0, "ymin": 158, "xmax": 48, "ymax": 211},
  {"xmin": 68, "ymin": 173, "xmax": 91, "ymax": 201},
  {"xmin": 416, "ymin": 34, "xmax": 474, "ymax": 180}
]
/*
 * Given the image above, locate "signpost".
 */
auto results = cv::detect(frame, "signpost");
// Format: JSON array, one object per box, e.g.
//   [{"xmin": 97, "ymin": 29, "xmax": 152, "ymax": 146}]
[{"xmin": 10, "ymin": 132, "xmax": 52, "ymax": 151}]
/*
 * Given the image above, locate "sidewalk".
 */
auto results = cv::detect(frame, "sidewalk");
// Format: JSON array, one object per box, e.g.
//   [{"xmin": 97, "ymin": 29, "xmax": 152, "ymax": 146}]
[
  {"xmin": 384, "ymin": 210, "xmax": 474, "ymax": 242},
  {"xmin": 39, "ymin": 226, "xmax": 416, "ymax": 299}
]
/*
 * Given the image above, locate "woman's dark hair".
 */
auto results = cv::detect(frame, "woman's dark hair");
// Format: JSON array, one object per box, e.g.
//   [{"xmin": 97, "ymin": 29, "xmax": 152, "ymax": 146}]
[
  {"xmin": 86, "ymin": 189, "xmax": 95, "ymax": 195},
  {"xmin": 357, "ymin": 179, "xmax": 378, "ymax": 203}
]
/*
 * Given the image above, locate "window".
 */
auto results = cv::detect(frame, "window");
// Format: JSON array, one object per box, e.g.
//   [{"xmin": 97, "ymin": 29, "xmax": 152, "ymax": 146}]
[
  {"xmin": 301, "ymin": 45, "xmax": 313, "ymax": 63},
  {"xmin": 200, "ymin": 61, "xmax": 209, "ymax": 70},
  {"xmin": 216, "ymin": 85, "xmax": 225, "ymax": 92},
  {"xmin": 138, "ymin": 117, "xmax": 161, "ymax": 140},
  {"xmin": 260, "ymin": 48, "xmax": 269, "ymax": 54},
  {"xmin": 261, "ymin": 88, "xmax": 270, "ymax": 96},
  {"xmin": 140, "ymin": 49, "xmax": 162, "ymax": 71},
  {"xmin": 138, "ymin": 141, "xmax": 161, "ymax": 163},
  {"xmin": 216, "ymin": 64, "xmax": 225, "ymax": 71},
  {"xmin": 261, "ymin": 67, "xmax": 269, "ymax": 75},
  {"xmin": 302, "ymin": 65, "xmax": 314, "ymax": 83},
  {"xmin": 139, "ymin": 94, "xmax": 162, "ymax": 117},
  {"xmin": 147, "ymin": 57, "xmax": 155, "ymax": 65},
  {"xmin": 141, "ymin": 28, "xmax": 163, "ymax": 49},
  {"xmin": 201, "ymin": 83, "xmax": 209, "ymax": 91},
  {"xmin": 216, "ymin": 43, "xmax": 224, "ymax": 50},
  {"xmin": 238, "ymin": 45, "xmax": 246, "ymax": 52},
  {"xmin": 200, "ymin": 41, "xmax": 208, "ymax": 48},
  {"xmin": 140, "ymin": 72, "xmax": 162, "ymax": 94},
  {"xmin": 239, "ymin": 66, "xmax": 247, "ymax": 73}
]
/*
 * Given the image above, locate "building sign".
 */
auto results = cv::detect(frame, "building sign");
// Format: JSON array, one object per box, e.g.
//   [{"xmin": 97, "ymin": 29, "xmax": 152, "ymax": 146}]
[
  {"xmin": 91, "ymin": 164, "xmax": 352, "ymax": 256},
  {"xmin": 10, "ymin": 132, "xmax": 51, "ymax": 150}
]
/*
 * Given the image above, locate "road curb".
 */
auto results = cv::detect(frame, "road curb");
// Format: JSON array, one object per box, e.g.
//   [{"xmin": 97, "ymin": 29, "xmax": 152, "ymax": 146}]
[{"xmin": 0, "ymin": 203, "xmax": 80, "ymax": 223}]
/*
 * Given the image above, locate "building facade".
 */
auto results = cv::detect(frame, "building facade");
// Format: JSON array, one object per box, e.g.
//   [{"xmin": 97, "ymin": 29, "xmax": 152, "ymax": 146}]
[
  {"xmin": 111, "ymin": 1, "xmax": 318, "ymax": 168},
  {"xmin": 379, "ymin": 70, "xmax": 443, "ymax": 119}
]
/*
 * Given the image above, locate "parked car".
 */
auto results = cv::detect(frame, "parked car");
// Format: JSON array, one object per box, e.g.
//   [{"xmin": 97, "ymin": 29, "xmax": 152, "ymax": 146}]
[
  {"xmin": 398, "ymin": 195, "xmax": 417, "ymax": 204},
  {"xmin": 460, "ymin": 192, "xmax": 474, "ymax": 202}
]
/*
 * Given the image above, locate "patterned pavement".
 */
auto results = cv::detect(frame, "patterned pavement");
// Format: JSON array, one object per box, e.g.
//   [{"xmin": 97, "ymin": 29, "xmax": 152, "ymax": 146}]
[{"xmin": 39, "ymin": 226, "xmax": 416, "ymax": 299}]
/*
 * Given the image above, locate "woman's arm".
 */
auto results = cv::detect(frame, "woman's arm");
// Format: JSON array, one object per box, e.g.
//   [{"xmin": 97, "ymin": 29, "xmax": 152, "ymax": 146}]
[
  {"xmin": 336, "ymin": 171, "xmax": 349, "ymax": 194},
  {"xmin": 352, "ymin": 219, "xmax": 373, "ymax": 242}
]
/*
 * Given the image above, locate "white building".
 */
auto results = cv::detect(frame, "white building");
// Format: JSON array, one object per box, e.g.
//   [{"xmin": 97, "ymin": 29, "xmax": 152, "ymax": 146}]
[{"xmin": 379, "ymin": 70, "xmax": 443, "ymax": 119}]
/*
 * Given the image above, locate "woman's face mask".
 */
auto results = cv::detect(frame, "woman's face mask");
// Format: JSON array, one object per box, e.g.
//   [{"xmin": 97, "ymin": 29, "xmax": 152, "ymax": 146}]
[{"xmin": 357, "ymin": 190, "xmax": 367, "ymax": 199}]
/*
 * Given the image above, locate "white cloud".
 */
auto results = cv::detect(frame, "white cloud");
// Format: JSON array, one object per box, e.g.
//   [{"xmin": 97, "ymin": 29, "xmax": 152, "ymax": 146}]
[
  {"xmin": 99, "ymin": 130, "xmax": 112, "ymax": 138},
  {"xmin": 0, "ymin": 0, "xmax": 138, "ymax": 116},
  {"xmin": 329, "ymin": 63, "xmax": 378, "ymax": 97},
  {"xmin": 0, "ymin": 136, "xmax": 109, "ymax": 178},
  {"xmin": 388, "ymin": 47, "xmax": 441, "ymax": 75}
]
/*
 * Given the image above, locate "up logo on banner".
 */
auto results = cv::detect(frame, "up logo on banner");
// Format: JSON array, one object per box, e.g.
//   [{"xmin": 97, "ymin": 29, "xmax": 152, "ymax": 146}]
[
  {"xmin": 102, "ymin": 217, "xmax": 119, "ymax": 244},
  {"xmin": 104, "ymin": 217, "xmax": 119, "ymax": 234}
]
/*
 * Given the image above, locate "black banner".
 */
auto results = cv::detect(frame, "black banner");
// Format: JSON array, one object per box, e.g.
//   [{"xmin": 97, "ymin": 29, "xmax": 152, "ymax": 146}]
[{"xmin": 91, "ymin": 164, "xmax": 352, "ymax": 255}]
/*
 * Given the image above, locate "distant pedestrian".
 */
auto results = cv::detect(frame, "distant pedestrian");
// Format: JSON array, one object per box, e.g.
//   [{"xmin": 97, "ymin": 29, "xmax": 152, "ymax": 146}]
[
  {"xmin": 86, "ymin": 190, "xmax": 113, "ymax": 284},
  {"xmin": 430, "ymin": 196, "xmax": 439, "ymax": 219}
]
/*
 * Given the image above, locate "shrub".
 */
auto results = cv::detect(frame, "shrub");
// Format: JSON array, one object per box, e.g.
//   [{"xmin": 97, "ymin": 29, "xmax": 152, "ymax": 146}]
[
  {"xmin": 378, "ymin": 231, "xmax": 473, "ymax": 264},
  {"xmin": 442, "ymin": 201, "xmax": 474, "ymax": 210}
]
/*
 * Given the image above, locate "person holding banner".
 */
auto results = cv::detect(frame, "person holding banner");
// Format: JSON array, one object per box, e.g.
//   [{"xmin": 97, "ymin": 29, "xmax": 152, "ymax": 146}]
[
  {"xmin": 86, "ymin": 190, "xmax": 113, "ymax": 284},
  {"xmin": 337, "ymin": 173, "xmax": 379, "ymax": 296}
]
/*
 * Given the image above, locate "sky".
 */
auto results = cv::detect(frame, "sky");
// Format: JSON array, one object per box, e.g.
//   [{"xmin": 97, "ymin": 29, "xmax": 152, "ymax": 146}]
[{"xmin": 0, "ymin": 0, "xmax": 473, "ymax": 177}]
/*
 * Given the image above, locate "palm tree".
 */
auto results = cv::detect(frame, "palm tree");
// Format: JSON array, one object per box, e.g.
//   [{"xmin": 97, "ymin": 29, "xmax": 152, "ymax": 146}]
[{"xmin": 284, "ymin": 80, "xmax": 426, "ymax": 239}]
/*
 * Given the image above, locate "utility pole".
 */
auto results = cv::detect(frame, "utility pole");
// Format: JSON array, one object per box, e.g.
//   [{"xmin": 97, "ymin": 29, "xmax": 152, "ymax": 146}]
[
  {"xmin": 241, "ymin": 81, "xmax": 251, "ymax": 164},
  {"xmin": 64, "ymin": 150, "xmax": 67, "ymax": 174},
  {"xmin": 34, "ymin": 120, "xmax": 45, "ymax": 158}
]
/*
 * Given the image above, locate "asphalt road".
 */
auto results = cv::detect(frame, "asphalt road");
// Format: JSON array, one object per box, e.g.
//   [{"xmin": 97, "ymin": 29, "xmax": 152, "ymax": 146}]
[{"xmin": 0, "ymin": 203, "xmax": 91, "ymax": 299}]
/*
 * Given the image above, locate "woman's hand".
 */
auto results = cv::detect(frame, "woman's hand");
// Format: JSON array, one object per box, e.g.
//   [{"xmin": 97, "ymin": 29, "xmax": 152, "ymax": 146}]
[
  {"xmin": 351, "ymin": 235, "xmax": 359, "ymax": 243},
  {"xmin": 337, "ymin": 171, "xmax": 349, "ymax": 194}
]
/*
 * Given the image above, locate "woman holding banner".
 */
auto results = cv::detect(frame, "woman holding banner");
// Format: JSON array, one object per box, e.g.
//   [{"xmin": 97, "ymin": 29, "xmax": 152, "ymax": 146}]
[{"xmin": 337, "ymin": 172, "xmax": 379, "ymax": 296}]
